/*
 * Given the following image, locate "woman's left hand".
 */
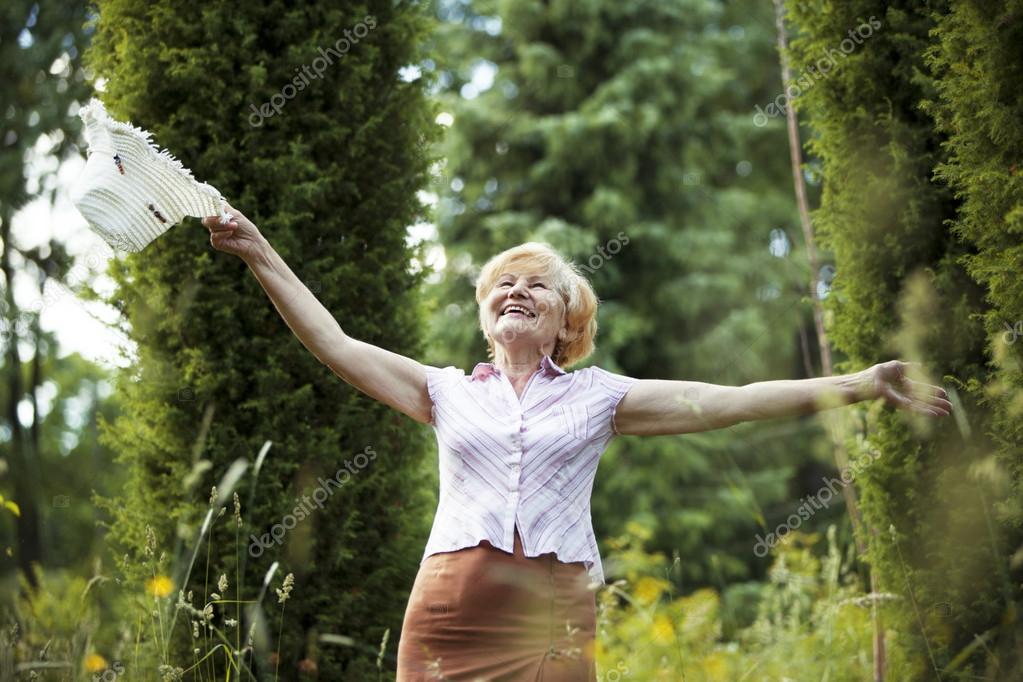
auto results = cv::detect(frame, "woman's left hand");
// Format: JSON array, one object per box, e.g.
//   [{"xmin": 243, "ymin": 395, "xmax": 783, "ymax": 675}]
[{"xmin": 869, "ymin": 360, "xmax": 952, "ymax": 417}]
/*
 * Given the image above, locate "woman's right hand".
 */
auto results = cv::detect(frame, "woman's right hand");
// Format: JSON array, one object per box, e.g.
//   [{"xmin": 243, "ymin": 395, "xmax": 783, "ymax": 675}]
[{"xmin": 202, "ymin": 202, "xmax": 267, "ymax": 262}]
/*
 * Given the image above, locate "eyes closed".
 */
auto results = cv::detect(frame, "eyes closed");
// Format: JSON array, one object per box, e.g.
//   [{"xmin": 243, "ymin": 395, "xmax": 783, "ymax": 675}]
[{"xmin": 497, "ymin": 280, "xmax": 546, "ymax": 289}]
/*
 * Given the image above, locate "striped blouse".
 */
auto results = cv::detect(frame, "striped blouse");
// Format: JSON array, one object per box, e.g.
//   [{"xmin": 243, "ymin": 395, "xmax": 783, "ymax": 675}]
[{"xmin": 422, "ymin": 353, "xmax": 638, "ymax": 586}]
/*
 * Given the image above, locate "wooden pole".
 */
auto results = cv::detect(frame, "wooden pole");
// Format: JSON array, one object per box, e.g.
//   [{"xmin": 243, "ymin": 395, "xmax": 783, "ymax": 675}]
[{"xmin": 769, "ymin": 2, "xmax": 886, "ymax": 679}]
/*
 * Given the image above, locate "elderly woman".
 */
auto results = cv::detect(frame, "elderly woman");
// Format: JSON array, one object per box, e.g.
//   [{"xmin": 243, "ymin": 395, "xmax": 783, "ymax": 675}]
[{"xmin": 203, "ymin": 207, "xmax": 951, "ymax": 681}]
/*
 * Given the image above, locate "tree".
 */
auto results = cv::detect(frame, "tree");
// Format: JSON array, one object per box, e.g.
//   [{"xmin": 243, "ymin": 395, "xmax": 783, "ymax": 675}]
[
  {"xmin": 923, "ymin": 0, "xmax": 1023, "ymax": 673},
  {"xmin": 0, "ymin": 0, "xmax": 96, "ymax": 586},
  {"xmin": 786, "ymin": 0, "xmax": 1022, "ymax": 676},
  {"xmin": 84, "ymin": 0, "xmax": 439, "ymax": 676}
]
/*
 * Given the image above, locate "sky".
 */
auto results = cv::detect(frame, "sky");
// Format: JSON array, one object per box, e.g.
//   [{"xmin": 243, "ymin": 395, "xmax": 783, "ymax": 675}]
[{"xmin": 13, "ymin": 145, "xmax": 131, "ymax": 372}]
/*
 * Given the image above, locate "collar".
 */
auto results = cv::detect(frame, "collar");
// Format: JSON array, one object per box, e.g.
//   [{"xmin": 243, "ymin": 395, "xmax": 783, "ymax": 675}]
[{"xmin": 470, "ymin": 354, "xmax": 567, "ymax": 381}]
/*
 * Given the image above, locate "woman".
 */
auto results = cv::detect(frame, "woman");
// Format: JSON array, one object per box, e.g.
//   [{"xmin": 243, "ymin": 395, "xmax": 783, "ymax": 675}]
[{"xmin": 202, "ymin": 206, "xmax": 952, "ymax": 681}]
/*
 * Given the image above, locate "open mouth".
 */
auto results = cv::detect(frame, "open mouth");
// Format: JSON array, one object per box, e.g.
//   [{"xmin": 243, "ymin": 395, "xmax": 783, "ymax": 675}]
[{"xmin": 500, "ymin": 304, "xmax": 536, "ymax": 319}]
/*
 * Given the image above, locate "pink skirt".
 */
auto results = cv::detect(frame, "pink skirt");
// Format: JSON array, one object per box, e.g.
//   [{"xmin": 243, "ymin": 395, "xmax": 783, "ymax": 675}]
[{"xmin": 396, "ymin": 527, "xmax": 597, "ymax": 681}]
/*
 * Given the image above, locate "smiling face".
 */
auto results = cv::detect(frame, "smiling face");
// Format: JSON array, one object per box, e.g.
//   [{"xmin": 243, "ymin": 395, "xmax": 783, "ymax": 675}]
[
  {"xmin": 474, "ymin": 242, "xmax": 600, "ymax": 369},
  {"xmin": 482, "ymin": 269, "xmax": 568, "ymax": 355}
]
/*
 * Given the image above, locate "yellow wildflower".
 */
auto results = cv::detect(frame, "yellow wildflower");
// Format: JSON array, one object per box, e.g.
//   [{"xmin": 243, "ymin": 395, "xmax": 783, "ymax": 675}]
[
  {"xmin": 84, "ymin": 653, "xmax": 108, "ymax": 672},
  {"xmin": 633, "ymin": 576, "xmax": 668, "ymax": 606},
  {"xmin": 702, "ymin": 652, "xmax": 729, "ymax": 681},
  {"xmin": 146, "ymin": 574, "xmax": 174, "ymax": 598},
  {"xmin": 651, "ymin": 614, "xmax": 675, "ymax": 645},
  {"xmin": 624, "ymin": 520, "xmax": 652, "ymax": 541}
]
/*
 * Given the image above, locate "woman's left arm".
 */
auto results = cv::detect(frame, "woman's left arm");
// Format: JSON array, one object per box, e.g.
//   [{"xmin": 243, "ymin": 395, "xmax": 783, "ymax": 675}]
[{"xmin": 613, "ymin": 360, "xmax": 952, "ymax": 437}]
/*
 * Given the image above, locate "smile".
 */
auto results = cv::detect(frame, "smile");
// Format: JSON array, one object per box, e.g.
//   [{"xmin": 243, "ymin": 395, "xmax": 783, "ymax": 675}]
[{"xmin": 500, "ymin": 304, "xmax": 536, "ymax": 319}]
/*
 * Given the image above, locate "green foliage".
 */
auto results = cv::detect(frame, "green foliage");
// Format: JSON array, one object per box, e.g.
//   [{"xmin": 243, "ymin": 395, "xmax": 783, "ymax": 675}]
[
  {"xmin": 0, "ymin": 0, "xmax": 95, "ymax": 211},
  {"xmin": 596, "ymin": 523, "xmax": 898, "ymax": 681},
  {"xmin": 923, "ymin": 0, "xmax": 1023, "ymax": 670},
  {"xmin": 0, "ymin": 350, "xmax": 124, "ymax": 574},
  {"xmin": 786, "ymin": 0, "xmax": 1023, "ymax": 676},
  {"xmin": 4, "ymin": 564, "xmax": 132, "ymax": 680},
  {"xmin": 13, "ymin": 567, "xmax": 98, "ymax": 662},
  {"xmin": 81, "ymin": 0, "xmax": 441, "ymax": 676},
  {"xmin": 5, "ymin": 500, "xmax": 319, "ymax": 680}
]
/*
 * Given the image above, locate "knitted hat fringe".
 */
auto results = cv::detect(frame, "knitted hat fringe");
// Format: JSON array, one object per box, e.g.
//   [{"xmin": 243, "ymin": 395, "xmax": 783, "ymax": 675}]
[
  {"xmin": 77, "ymin": 99, "xmax": 226, "ymax": 204},
  {"xmin": 71, "ymin": 98, "xmax": 231, "ymax": 252}
]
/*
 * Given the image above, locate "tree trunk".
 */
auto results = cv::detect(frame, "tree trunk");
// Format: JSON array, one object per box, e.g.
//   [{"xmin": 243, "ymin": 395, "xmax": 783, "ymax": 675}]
[{"xmin": 1, "ymin": 215, "xmax": 43, "ymax": 587}]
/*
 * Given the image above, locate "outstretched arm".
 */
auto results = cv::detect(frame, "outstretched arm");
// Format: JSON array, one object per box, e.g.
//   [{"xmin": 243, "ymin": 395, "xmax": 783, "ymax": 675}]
[
  {"xmin": 613, "ymin": 360, "xmax": 951, "ymax": 436},
  {"xmin": 202, "ymin": 206, "xmax": 433, "ymax": 425}
]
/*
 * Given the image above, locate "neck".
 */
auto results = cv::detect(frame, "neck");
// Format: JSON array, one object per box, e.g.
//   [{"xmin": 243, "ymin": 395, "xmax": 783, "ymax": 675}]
[{"xmin": 493, "ymin": 343, "xmax": 554, "ymax": 380}]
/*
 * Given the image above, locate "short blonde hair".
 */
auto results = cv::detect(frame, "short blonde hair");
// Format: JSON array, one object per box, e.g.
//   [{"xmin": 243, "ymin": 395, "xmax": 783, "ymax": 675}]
[{"xmin": 475, "ymin": 242, "xmax": 598, "ymax": 368}]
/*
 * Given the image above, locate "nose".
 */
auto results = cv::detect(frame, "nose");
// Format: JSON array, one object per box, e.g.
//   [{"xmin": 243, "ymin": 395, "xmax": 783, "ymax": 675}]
[{"xmin": 506, "ymin": 278, "xmax": 529, "ymax": 298}]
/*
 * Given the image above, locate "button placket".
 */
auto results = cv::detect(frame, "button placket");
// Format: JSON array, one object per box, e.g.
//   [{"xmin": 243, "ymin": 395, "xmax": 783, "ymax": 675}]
[
  {"xmin": 497, "ymin": 368, "xmax": 538, "ymax": 550},
  {"xmin": 511, "ymin": 417, "xmax": 524, "ymax": 482},
  {"xmin": 509, "ymin": 418, "xmax": 523, "ymax": 492}
]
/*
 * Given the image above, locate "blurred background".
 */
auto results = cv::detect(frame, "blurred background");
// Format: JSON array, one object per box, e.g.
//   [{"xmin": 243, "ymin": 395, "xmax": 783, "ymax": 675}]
[{"xmin": 1, "ymin": 0, "xmax": 1020, "ymax": 679}]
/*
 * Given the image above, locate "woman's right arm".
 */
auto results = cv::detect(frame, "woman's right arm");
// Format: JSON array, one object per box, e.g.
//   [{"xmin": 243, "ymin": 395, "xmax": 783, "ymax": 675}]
[{"xmin": 202, "ymin": 205, "xmax": 434, "ymax": 425}]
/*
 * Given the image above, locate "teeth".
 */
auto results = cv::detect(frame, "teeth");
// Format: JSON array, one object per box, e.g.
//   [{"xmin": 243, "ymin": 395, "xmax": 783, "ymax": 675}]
[{"xmin": 502, "ymin": 305, "xmax": 534, "ymax": 318}]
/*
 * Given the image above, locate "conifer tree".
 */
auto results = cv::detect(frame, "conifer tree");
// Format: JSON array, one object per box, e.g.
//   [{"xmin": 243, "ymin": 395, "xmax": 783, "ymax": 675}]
[
  {"xmin": 786, "ymin": 0, "xmax": 1022, "ymax": 675},
  {"xmin": 85, "ymin": 0, "xmax": 439, "ymax": 675}
]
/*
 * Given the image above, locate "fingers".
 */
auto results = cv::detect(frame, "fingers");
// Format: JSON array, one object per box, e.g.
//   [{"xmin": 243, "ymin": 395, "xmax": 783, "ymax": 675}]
[
  {"xmin": 916, "ymin": 399, "xmax": 949, "ymax": 417},
  {"xmin": 905, "ymin": 378, "xmax": 948, "ymax": 397},
  {"xmin": 932, "ymin": 396, "xmax": 953, "ymax": 411},
  {"xmin": 218, "ymin": 203, "xmax": 238, "ymax": 225},
  {"xmin": 909, "ymin": 396, "xmax": 950, "ymax": 417},
  {"xmin": 882, "ymin": 385, "xmax": 951, "ymax": 417},
  {"xmin": 900, "ymin": 394, "xmax": 945, "ymax": 417},
  {"xmin": 904, "ymin": 380, "xmax": 953, "ymax": 413},
  {"xmin": 203, "ymin": 215, "xmax": 237, "ymax": 231},
  {"xmin": 909, "ymin": 403, "xmax": 934, "ymax": 416},
  {"xmin": 881, "ymin": 385, "xmax": 912, "ymax": 407}
]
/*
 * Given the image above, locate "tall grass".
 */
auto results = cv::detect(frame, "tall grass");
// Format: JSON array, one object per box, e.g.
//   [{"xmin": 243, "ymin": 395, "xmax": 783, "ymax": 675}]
[{"xmin": 2, "ymin": 441, "xmax": 389, "ymax": 679}]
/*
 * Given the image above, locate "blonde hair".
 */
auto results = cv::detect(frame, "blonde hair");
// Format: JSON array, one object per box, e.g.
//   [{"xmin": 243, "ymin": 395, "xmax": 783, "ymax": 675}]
[{"xmin": 475, "ymin": 242, "xmax": 599, "ymax": 368}]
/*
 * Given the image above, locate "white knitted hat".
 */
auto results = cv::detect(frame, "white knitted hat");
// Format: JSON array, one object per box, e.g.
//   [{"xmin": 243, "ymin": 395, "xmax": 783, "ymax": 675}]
[{"xmin": 70, "ymin": 98, "xmax": 232, "ymax": 252}]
